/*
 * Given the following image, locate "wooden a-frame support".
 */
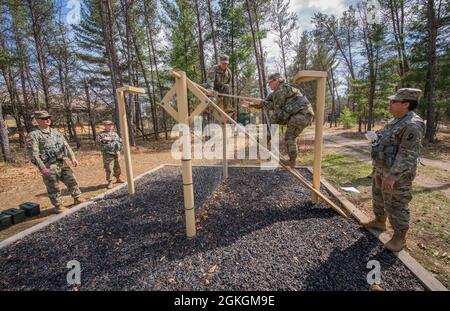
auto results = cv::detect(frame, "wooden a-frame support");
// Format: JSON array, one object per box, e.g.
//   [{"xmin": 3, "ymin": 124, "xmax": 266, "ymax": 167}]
[{"xmin": 117, "ymin": 71, "xmax": 346, "ymax": 238}]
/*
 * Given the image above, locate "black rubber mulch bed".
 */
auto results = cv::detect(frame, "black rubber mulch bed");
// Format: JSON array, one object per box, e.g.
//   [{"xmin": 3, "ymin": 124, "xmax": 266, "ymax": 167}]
[{"xmin": 0, "ymin": 165, "xmax": 425, "ymax": 291}]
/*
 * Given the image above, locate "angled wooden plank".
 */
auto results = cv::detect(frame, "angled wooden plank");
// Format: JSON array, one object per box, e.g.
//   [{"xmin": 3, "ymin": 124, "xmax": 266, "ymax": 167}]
[
  {"xmin": 158, "ymin": 85, "xmax": 179, "ymax": 122},
  {"xmin": 189, "ymin": 101, "xmax": 209, "ymax": 124},
  {"xmin": 187, "ymin": 79, "xmax": 212, "ymax": 123},
  {"xmin": 162, "ymin": 102, "xmax": 180, "ymax": 123},
  {"xmin": 160, "ymin": 85, "xmax": 177, "ymax": 106}
]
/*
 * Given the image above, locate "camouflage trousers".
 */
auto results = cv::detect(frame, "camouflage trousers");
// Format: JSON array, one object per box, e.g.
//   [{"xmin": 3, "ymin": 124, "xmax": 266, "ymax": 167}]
[
  {"xmin": 42, "ymin": 160, "xmax": 81, "ymax": 207},
  {"xmin": 214, "ymin": 84, "xmax": 233, "ymax": 115},
  {"xmin": 372, "ymin": 167, "xmax": 414, "ymax": 230},
  {"xmin": 103, "ymin": 153, "xmax": 121, "ymax": 182},
  {"xmin": 284, "ymin": 111, "xmax": 314, "ymax": 159}
]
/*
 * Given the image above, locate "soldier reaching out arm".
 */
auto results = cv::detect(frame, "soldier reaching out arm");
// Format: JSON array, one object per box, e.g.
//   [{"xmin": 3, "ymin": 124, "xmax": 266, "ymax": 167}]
[{"xmin": 250, "ymin": 73, "xmax": 315, "ymax": 167}]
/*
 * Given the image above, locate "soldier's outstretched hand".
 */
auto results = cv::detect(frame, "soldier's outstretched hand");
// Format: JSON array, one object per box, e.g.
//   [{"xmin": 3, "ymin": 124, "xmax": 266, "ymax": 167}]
[
  {"xmin": 382, "ymin": 176, "xmax": 396, "ymax": 190},
  {"xmin": 41, "ymin": 168, "xmax": 51, "ymax": 177},
  {"xmin": 72, "ymin": 160, "xmax": 79, "ymax": 167}
]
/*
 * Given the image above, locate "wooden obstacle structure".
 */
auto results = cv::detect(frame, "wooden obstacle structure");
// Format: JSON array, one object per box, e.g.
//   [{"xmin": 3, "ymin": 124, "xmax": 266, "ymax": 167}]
[{"xmin": 118, "ymin": 70, "xmax": 349, "ymax": 238}]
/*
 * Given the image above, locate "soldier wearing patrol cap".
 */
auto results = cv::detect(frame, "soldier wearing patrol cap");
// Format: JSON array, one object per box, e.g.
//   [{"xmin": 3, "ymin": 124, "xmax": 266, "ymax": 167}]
[
  {"xmin": 206, "ymin": 54, "xmax": 234, "ymax": 116},
  {"xmin": 26, "ymin": 111, "xmax": 84, "ymax": 213},
  {"xmin": 97, "ymin": 121, "xmax": 124, "ymax": 189},
  {"xmin": 249, "ymin": 73, "xmax": 315, "ymax": 166},
  {"xmin": 362, "ymin": 88, "xmax": 425, "ymax": 252}
]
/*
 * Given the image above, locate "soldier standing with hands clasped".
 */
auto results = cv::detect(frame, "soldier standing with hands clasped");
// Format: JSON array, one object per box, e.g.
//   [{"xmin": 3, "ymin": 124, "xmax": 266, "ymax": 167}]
[
  {"xmin": 362, "ymin": 88, "xmax": 425, "ymax": 252},
  {"xmin": 26, "ymin": 111, "xmax": 84, "ymax": 214},
  {"xmin": 97, "ymin": 121, "xmax": 124, "ymax": 189}
]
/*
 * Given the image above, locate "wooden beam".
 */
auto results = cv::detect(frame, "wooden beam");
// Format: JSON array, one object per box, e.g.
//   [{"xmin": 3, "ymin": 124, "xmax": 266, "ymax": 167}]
[
  {"xmin": 158, "ymin": 85, "xmax": 179, "ymax": 122},
  {"xmin": 117, "ymin": 85, "xmax": 146, "ymax": 94},
  {"xmin": 187, "ymin": 79, "xmax": 213, "ymax": 123},
  {"xmin": 293, "ymin": 70, "xmax": 328, "ymax": 84},
  {"xmin": 171, "ymin": 71, "xmax": 182, "ymax": 79}
]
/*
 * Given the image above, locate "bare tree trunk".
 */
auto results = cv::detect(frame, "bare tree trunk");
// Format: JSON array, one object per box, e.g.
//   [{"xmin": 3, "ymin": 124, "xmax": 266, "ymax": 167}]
[
  {"xmin": 194, "ymin": 0, "xmax": 207, "ymax": 83},
  {"xmin": 245, "ymin": 0, "xmax": 264, "ymax": 98},
  {"xmin": 252, "ymin": 0, "xmax": 267, "ymax": 96},
  {"xmin": 143, "ymin": 0, "xmax": 168, "ymax": 139},
  {"xmin": 84, "ymin": 80, "xmax": 97, "ymax": 142},
  {"xmin": 26, "ymin": 0, "xmax": 52, "ymax": 111},
  {"xmin": 206, "ymin": 0, "xmax": 218, "ymax": 61},
  {"xmin": 131, "ymin": 24, "xmax": 159, "ymax": 140},
  {"xmin": 0, "ymin": 102, "xmax": 13, "ymax": 162},
  {"xmin": 100, "ymin": 0, "xmax": 122, "ymax": 134},
  {"xmin": 424, "ymin": 0, "xmax": 439, "ymax": 142}
]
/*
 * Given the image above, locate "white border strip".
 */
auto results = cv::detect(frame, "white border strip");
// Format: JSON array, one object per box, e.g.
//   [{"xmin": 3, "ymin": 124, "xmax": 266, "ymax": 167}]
[{"xmin": 0, "ymin": 164, "xmax": 167, "ymax": 250}]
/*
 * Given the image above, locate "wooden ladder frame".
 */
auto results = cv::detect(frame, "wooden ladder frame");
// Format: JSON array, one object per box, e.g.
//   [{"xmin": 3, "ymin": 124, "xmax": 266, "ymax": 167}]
[{"xmin": 119, "ymin": 70, "xmax": 348, "ymax": 238}]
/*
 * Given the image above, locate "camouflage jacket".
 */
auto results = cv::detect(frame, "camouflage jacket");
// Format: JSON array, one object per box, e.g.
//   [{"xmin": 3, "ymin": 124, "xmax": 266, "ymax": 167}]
[
  {"xmin": 97, "ymin": 130, "xmax": 122, "ymax": 155},
  {"xmin": 372, "ymin": 111, "xmax": 425, "ymax": 178},
  {"xmin": 207, "ymin": 65, "xmax": 232, "ymax": 89},
  {"xmin": 255, "ymin": 83, "xmax": 314, "ymax": 120},
  {"xmin": 26, "ymin": 127, "xmax": 76, "ymax": 169}
]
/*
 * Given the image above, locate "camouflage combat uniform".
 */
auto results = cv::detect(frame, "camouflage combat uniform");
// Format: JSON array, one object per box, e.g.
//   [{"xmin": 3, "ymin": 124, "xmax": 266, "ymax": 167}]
[
  {"xmin": 371, "ymin": 111, "xmax": 425, "ymax": 230},
  {"xmin": 27, "ymin": 127, "xmax": 82, "ymax": 207},
  {"xmin": 97, "ymin": 130, "xmax": 122, "ymax": 182},
  {"xmin": 260, "ymin": 81, "xmax": 315, "ymax": 160},
  {"xmin": 207, "ymin": 55, "xmax": 233, "ymax": 113}
]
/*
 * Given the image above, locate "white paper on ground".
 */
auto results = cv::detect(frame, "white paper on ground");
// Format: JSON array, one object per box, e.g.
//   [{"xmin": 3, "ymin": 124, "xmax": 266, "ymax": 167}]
[{"xmin": 341, "ymin": 187, "xmax": 360, "ymax": 193}]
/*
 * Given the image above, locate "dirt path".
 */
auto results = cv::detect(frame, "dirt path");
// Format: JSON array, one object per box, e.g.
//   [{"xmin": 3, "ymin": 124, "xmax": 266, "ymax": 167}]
[{"xmin": 320, "ymin": 133, "xmax": 450, "ymax": 199}]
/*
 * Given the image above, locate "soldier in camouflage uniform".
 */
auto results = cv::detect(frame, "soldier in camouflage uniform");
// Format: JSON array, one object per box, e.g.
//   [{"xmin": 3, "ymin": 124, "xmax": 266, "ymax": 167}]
[
  {"xmin": 362, "ymin": 88, "xmax": 425, "ymax": 252},
  {"xmin": 206, "ymin": 54, "xmax": 234, "ymax": 116},
  {"xmin": 250, "ymin": 73, "xmax": 315, "ymax": 166},
  {"xmin": 97, "ymin": 121, "xmax": 124, "ymax": 189},
  {"xmin": 26, "ymin": 111, "xmax": 84, "ymax": 213}
]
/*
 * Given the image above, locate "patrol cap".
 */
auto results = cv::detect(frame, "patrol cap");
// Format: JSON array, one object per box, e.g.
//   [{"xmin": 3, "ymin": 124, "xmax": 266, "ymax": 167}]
[
  {"xmin": 219, "ymin": 54, "xmax": 229, "ymax": 64},
  {"xmin": 267, "ymin": 73, "xmax": 282, "ymax": 82},
  {"xmin": 388, "ymin": 88, "xmax": 422, "ymax": 102},
  {"xmin": 103, "ymin": 120, "xmax": 114, "ymax": 125},
  {"xmin": 33, "ymin": 111, "xmax": 51, "ymax": 119}
]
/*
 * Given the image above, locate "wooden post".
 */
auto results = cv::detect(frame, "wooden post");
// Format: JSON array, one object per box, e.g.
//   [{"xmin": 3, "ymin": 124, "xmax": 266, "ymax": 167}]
[
  {"xmin": 116, "ymin": 86, "xmax": 145, "ymax": 195},
  {"xmin": 312, "ymin": 77, "xmax": 326, "ymax": 203},
  {"xmin": 175, "ymin": 71, "xmax": 196, "ymax": 238},
  {"xmin": 117, "ymin": 90, "xmax": 135, "ymax": 194},
  {"xmin": 222, "ymin": 121, "xmax": 228, "ymax": 179},
  {"xmin": 293, "ymin": 71, "xmax": 327, "ymax": 204}
]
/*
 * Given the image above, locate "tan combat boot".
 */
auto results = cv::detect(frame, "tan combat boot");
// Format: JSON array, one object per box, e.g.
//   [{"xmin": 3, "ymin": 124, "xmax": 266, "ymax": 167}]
[
  {"xmin": 385, "ymin": 228, "xmax": 408, "ymax": 252},
  {"xmin": 115, "ymin": 177, "xmax": 125, "ymax": 184},
  {"xmin": 73, "ymin": 197, "xmax": 85, "ymax": 205},
  {"xmin": 54, "ymin": 205, "xmax": 69, "ymax": 214},
  {"xmin": 361, "ymin": 215, "xmax": 387, "ymax": 231},
  {"xmin": 106, "ymin": 181, "xmax": 113, "ymax": 189}
]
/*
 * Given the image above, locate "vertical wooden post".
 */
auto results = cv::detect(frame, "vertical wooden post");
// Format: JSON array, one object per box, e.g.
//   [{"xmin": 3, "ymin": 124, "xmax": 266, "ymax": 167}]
[
  {"xmin": 176, "ymin": 71, "xmax": 196, "ymax": 238},
  {"xmin": 117, "ymin": 90, "xmax": 135, "ymax": 194},
  {"xmin": 222, "ymin": 121, "xmax": 228, "ymax": 179},
  {"xmin": 312, "ymin": 77, "xmax": 326, "ymax": 203}
]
